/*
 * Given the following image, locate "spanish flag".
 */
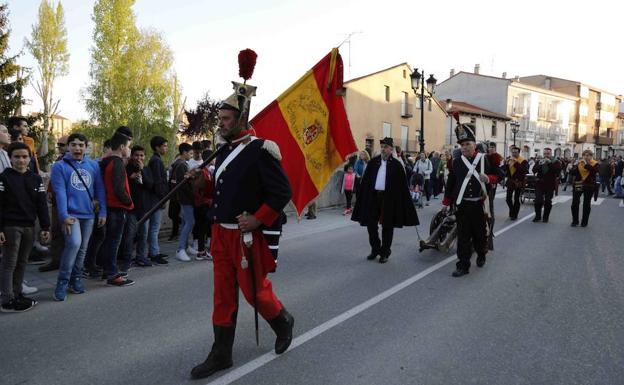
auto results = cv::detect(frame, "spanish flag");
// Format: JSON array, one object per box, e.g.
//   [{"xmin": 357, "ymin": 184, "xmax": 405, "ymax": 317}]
[{"xmin": 251, "ymin": 49, "xmax": 356, "ymax": 215}]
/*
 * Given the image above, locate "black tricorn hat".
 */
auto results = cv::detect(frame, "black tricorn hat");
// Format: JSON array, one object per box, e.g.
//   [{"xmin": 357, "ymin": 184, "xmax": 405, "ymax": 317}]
[
  {"xmin": 380, "ymin": 137, "xmax": 394, "ymax": 147},
  {"xmin": 455, "ymin": 123, "xmax": 476, "ymax": 144}
]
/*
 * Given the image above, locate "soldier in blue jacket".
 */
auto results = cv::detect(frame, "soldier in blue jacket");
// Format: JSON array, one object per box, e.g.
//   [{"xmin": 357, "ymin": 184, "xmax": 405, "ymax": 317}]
[{"xmin": 191, "ymin": 79, "xmax": 294, "ymax": 379}]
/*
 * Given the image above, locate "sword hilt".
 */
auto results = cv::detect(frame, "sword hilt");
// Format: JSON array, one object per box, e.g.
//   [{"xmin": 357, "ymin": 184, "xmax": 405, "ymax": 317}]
[{"xmin": 241, "ymin": 211, "xmax": 253, "ymax": 247}]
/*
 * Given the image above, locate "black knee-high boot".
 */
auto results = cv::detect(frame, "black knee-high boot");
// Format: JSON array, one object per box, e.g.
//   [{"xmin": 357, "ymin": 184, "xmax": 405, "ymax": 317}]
[{"xmin": 191, "ymin": 325, "xmax": 236, "ymax": 379}]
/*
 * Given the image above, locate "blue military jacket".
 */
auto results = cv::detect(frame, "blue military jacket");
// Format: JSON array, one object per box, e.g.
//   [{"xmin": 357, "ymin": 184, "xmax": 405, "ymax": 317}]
[{"xmin": 211, "ymin": 138, "xmax": 291, "ymax": 261}]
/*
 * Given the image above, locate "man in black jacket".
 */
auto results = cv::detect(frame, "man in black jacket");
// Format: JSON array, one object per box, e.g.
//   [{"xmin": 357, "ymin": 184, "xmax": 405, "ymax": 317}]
[
  {"xmin": 442, "ymin": 124, "xmax": 500, "ymax": 277},
  {"xmin": 351, "ymin": 137, "xmax": 419, "ymax": 263},
  {"xmin": 0, "ymin": 142, "xmax": 50, "ymax": 312},
  {"xmin": 118, "ymin": 145, "xmax": 154, "ymax": 270},
  {"xmin": 145, "ymin": 136, "xmax": 169, "ymax": 265}
]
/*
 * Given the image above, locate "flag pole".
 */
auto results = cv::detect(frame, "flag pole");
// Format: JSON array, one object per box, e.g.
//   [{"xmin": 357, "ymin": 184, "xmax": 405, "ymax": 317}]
[{"xmin": 137, "ymin": 144, "xmax": 227, "ymax": 226}]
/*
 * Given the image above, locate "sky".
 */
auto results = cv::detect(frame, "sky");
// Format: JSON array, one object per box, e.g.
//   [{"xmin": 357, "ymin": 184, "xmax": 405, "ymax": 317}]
[{"xmin": 6, "ymin": 0, "xmax": 624, "ymax": 123}]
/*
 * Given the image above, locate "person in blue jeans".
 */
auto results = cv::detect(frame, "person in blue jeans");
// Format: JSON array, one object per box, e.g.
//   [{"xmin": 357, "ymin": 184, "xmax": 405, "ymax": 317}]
[
  {"xmin": 50, "ymin": 133, "xmax": 107, "ymax": 301},
  {"xmin": 145, "ymin": 136, "xmax": 169, "ymax": 265},
  {"xmin": 173, "ymin": 143, "xmax": 195, "ymax": 262},
  {"xmin": 100, "ymin": 129, "xmax": 135, "ymax": 286}
]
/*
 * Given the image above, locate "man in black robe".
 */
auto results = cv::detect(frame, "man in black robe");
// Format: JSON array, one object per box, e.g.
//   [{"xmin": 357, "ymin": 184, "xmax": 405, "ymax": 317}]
[{"xmin": 351, "ymin": 137, "xmax": 419, "ymax": 263}]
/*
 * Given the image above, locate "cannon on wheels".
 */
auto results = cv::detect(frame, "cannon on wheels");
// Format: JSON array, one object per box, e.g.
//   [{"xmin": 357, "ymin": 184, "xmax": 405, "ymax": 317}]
[
  {"xmin": 520, "ymin": 174, "xmax": 537, "ymax": 204},
  {"xmin": 418, "ymin": 207, "xmax": 458, "ymax": 253}
]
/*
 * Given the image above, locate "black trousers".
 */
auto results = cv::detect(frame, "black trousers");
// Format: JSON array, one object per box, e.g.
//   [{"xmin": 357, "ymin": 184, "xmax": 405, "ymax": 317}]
[
  {"xmin": 600, "ymin": 177, "xmax": 613, "ymax": 194},
  {"xmin": 366, "ymin": 192, "xmax": 394, "ymax": 256},
  {"xmin": 456, "ymin": 201, "xmax": 487, "ymax": 270},
  {"xmin": 571, "ymin": 189, "xmax": 592, "ymax": 225},
  {"xmin": 506, "ymin": 187, "xmax": 522, "ymax": 218},
  {"xmin": 49, "ymin": 205, "xmax": 65, "ymax": 265},
  {"xmin": 168, "ymin": 199, "xmax": 181, "ymax": 238},
  {"xmin": 345, "ymin": 190, "xmax": 353, "ymax": 209},
  {"xmin": 84, "ymin": 223, "xmax": 106, "ymax": 271},
  {"xmin": 193, "ymin": 205, "xmax": 212, "ymax": 252},
  {"xmin": 534, "ymin": 186, "xmax": 554, "ymax": 219}
]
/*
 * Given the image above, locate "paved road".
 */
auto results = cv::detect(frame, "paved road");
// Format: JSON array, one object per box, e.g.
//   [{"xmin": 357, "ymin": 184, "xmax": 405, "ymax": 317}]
[{"xmin": 2, "ymin": 191, "xmax": 624, "ymax": 385}]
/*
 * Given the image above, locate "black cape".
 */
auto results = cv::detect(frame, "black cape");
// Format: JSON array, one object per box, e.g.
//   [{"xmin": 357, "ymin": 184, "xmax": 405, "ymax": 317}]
[{"xmin": 351, "ymin": 155, "xmax": 419, "ymax": 227}]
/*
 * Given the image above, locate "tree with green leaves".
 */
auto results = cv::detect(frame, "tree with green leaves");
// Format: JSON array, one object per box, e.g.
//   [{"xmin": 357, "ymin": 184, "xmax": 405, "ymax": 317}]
[
  {"xmin": 0, "ymin": 3, "xmax": 29, "ymax": 124},
  {"xmin": 83, "ymin": 0, "xmax": 176, "ymax": 147},
  {"xmin": 183, "ymin": 93, "xmax": 220, "ymax": 147},
  {"xmin": 26, "ymin": 0, "xmax": 69, "ymax": 161}
]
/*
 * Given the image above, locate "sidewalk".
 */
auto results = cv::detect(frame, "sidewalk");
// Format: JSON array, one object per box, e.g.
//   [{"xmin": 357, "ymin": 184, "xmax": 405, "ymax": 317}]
[{"xmin": 22, "ymin": 207, "xmax": 357, "ymax": 293}]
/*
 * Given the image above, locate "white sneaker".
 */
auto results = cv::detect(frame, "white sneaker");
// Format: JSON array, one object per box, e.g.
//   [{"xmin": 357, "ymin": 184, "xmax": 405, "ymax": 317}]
[
  {"xmin": 22, "ymin": 281, "xmax": 39, "ymax": 295},
  {"xmin": 195, "ymin": 251, "xmax": 208, "ymax": 261},
  {"xmin": 186, "ymin": 246, "xmax": 198, "ymax": 256},
  {"xmin": 176, "ymin": 249, "xmax": 191, "ymax": 262},
  {"xmin": 33, "ymin": 241, "xmax": 49, "ymax": 253}
]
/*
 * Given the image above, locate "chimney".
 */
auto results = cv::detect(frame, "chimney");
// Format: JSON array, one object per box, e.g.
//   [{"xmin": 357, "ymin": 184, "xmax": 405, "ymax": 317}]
[
  {"xmin": 502, "ymin": 72, "xmax": 507, "ymax": 79},
  {"xmin": 474, "ymin": 64, "xmax": 480, "ymax": 74},
  {"xmin": 450, "ymin": 68, "xmax": 455, "ymax": 77}
]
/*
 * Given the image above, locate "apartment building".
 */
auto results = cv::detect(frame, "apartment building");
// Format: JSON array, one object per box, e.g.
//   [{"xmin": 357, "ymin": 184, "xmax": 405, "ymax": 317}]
[
  {"xmin": 519, "ymin": 75, "xmax": 622, "ymax": 159},
  {"xmin": 438, "ymin": 100, "xmax": 511, "ymax": 155},
  {"xmin": 342, "ymin": 63, "xmax": 448, "ymax": 155},
  {"xmin": 436, "ymin": 71, "xmax": 578, "ymax": 159}
]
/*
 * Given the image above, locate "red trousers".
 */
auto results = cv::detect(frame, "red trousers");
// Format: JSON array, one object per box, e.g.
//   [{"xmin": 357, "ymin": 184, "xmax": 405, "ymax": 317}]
[{"xmin": 211, "ymin": 224, "xmax": 283, "ymax": 327}]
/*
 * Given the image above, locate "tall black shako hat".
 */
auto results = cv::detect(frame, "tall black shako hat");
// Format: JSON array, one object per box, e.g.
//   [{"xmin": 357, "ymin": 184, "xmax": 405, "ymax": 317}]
[
  {"xmin": 380, "ymin": 137, "xmax": 394, "ymax": 147},
  {"xmin": 455, "ymin": 123, "xmax": 476, "ymax": 144}
]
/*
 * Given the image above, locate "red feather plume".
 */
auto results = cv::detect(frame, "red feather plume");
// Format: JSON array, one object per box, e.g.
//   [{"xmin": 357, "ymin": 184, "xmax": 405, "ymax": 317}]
[
  {"xmin": 452, "ymin": 111, "xmax": 460, "ymax": 123},
  {"xmin": 238, "ymin": 49, "xmax": 257, "ymax": 82}
]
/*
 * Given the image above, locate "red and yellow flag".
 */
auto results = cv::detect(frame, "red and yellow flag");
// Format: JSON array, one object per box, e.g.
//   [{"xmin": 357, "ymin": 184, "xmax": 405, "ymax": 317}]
[{"xmin": 251, "ymin": 49, "xmax": 356, "ymax": 215}]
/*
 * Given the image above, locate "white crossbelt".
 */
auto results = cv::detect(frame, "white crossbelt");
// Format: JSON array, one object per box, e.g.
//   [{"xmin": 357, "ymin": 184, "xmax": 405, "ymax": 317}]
[
  {"xmin": 214, "ymin": 136, "xmax": 257, "ymax": 182},
  {"xmin": 456, "ymin": 153, "xmax": 491, "ymax": 218}
]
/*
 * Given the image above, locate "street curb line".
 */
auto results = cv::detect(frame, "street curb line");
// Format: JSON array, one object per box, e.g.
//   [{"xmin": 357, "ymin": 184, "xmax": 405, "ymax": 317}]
[{"xmin": 204, "ymin": 210, "xmax": 537, "ymax": 385}]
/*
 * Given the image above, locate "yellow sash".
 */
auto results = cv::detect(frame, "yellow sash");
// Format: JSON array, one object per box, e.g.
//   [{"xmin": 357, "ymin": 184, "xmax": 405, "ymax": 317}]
[
  {"xmin": 509, "ymin": 156, "xmax": 525, "ymax": 176},
  {"xmin": 578, "ymin": 159, "xmax": 597, "ymax": 181}
]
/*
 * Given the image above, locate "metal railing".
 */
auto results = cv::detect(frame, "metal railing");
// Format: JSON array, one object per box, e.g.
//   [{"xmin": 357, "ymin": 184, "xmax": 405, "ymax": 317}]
[{"xmin": 401, "ymin": 103, "xmax": 413, "ymax": 118}]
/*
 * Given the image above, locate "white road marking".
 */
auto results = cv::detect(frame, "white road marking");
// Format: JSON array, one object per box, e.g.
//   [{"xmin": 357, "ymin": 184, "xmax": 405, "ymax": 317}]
[
  {"xmin": 591, "ymin": 198, "xmax": 604, "ymax": 206},
  {"xmin": 205, "ymin": 211, "xmax": 538, "ymax": 385},
  {"xmin": 619, "ymin": 200, "xmax": 624, "ymax": 208},
  {"xmin": 552, "ymin": 196, "xmax": 572, "ymax": 204}
]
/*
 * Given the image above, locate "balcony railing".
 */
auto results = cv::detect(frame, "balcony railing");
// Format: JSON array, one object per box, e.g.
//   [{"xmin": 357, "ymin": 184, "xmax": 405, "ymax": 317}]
[
  {"xmin": 515, "ymin": 132, "xmax": 535, "ymax": 141},
  {"xmin": 574, "ymin": 133, "xmax": 596, "ymax": 143},
  {"xmin": 512, "ymin": 107, "xmax": 525, "ymax": 116},
  {"xmin": 401, "ymin": 103, "xmax": 413, "ymax": 118},
  {"xmin": 596, "ymin": 136, "xmax": 614, "ymax": 145}
]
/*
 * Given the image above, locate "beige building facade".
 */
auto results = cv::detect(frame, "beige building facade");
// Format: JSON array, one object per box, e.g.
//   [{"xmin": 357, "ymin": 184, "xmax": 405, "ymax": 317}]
[
  {"xmin": 436, "ymin": 71, "xmax": 579, "ymax": 160},
  {"xmin": 342, "ymin": 63, "xmax": 448, "ymax": 156},
  {"xmin": 439, "ymin": 100, "xmax": 511, "ymax": 156},
  {"xmin": 49, "ymin": 114, "xmax": 73, "ymax": 138},
  {"xmin": 617, "ymin": 112, "xmax": 624, "ymax": 156},
  {"xmin": 520, "ymin": 75, "xmax": 622, "ymax": 159}
]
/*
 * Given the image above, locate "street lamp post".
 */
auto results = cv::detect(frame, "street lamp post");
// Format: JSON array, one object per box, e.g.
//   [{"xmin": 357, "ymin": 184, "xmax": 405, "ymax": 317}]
[
  {"xmin": 445, "ymin": 98, "xmax": 453, "ymax": 146},
  {"xmin": 510, "ymin": 120, "xmax": 520, "ymax": 147},
  {"xmin": 410, "ymin": 68, "xmax": 437, "ymax": 153}
]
